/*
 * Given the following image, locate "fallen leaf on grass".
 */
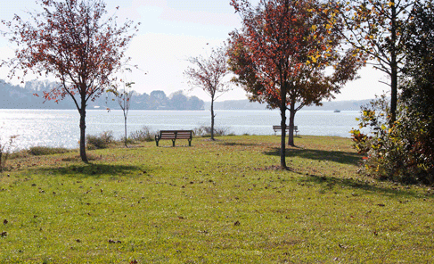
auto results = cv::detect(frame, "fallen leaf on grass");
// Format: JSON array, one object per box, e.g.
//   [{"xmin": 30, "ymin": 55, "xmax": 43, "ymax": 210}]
[
  {"xmin": 338, "ymin": 244, "xmax": 349, "ymax": 249},
  {"xmin": 1, "ymin": 231, "xmax": 7, "ymax": 237},
  {"xmin": 234, "ymin": 221, "xmax": 241, "ymax": 226}
]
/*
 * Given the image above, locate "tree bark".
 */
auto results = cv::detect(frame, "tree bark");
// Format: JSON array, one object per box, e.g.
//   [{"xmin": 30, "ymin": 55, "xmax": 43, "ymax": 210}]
[
  {"xmin": 280, "ymin": 82, "xmax": 287, "ymax": 169},
  {"xmin": 280, "ymin": 104, "xmax": 287, "ymax": 169},
  {"xmin": 390, "ymin": 0, "xmax": 397, "ymax": 123},
  {"xmin": 287, "ymin": 99, "xmax": 296, "ymax": 147},
  {"xmin": 79, "ymin": 98, "xmax": 88, "ymax": 163},
  {"xmin": 210, "ymin": 97, "xmax": 215, "ymax": 140},
  {"xmin": 124, "ymin": 113, "xmax": 128, "ymax": 147}
]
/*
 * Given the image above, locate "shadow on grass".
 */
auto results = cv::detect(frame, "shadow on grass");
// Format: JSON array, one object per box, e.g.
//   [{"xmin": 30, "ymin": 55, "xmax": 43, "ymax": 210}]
[
  {"xmin": 219, "ymin": 142, "xmax": 260, "ymax": 147},
  {"xmin": 265, "ymin": 147, "xmax": 361, "ymax": 166},
  {"xmin": 296, "ymin": 172, "xmax": 427, "ymax": 199},
  {"xmin": 31, "ymin": 163, "xmax": 145, "ymax": 178}
]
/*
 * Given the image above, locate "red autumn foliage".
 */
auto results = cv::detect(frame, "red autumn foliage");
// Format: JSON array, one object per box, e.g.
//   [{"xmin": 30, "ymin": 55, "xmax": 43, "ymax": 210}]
[
  {"xmin": 2, "ymin": 0, "xmax": 138, "ymax": 162},
  {"xmin": 228, "ymin": 0, "xmax": 363, "ymax": 169},
  {"xmin": 184, "ymin": 46, "xmax": 231, "ymax": 140}
]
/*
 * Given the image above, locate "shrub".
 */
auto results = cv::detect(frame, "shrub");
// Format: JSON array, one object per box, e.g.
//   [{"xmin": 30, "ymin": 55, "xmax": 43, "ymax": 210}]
[
  {"xmin": 193, "ymin": 126, "xmax": 233, "ymax": 137},
  {"xmin": 351, "ymin": 95, "xmax": 434, "ymax": 185},
  {"xmin": 29, "ymin": 146, "xmax": 70, "ymax": 156},
  {"xmin": 86, "ymin": 131, "xmax": 114, "ymax": 150},
  {"xmin": 0, "ymin": 135, "xmax": 18, "ymax": 172},
  {"xmin": 120, "ymin": 136, "xmax": 135, "ymax": 145},
  {"xmin": 129, "ymin": 127, "xmax": 155, "ymax": 142}
]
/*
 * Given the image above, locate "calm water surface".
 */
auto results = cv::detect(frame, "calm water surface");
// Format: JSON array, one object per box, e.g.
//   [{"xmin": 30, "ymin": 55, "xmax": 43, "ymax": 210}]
[{"xmin": 0, "ymin": 109, "xmax": 360, "ymax": 150}]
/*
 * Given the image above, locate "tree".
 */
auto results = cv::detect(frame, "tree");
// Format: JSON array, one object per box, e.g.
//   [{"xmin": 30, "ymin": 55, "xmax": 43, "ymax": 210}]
[
  {"xmin": 117, "ymin": 83, "xmax": 134, "ymax": 148},
  {"xmin": 228, "ymin": 0, "xmax": 361, "ymax": 168},
  {"xmin": 169, "ymin": 90, "xmax": 189, "ymax": 110},
  {"xmin": 187, "ymin": 96, "xmax": 205, "ymax": 110},
  {"xmin": 398, "ymin": 1, "xmax": 434, "ymax": 182},
  {"xmin": 403, "ymin": 1, "xmax": 434, "ymax": 83},
  {"xmin": 350, "ymin": 1, "xmax": 434, "ymax": 184},
  {"xmin": 149, "ymin": 90, "xmax": 168, "ymax": 110},
  {"xmin": 184, "ymin": 46, "xmax": 231, "ymax": 140},
  {"xmin": 2, "ymin": 0, "xmax": 138, "ymax": 162},
  {"xmin": 336, "ymin": 0, "xmax": 417, "ymax": 122}
]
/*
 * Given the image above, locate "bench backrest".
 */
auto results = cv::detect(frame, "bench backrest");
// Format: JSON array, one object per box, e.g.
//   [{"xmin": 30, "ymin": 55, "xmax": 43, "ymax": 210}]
[
  {"xmin": 273, "ymin": 125, "xmax": 297, "ymax": 130},
  {"xmin": 159, "ymin": 130, "xmax": 193, "ymax": 139},
  {"xmin": 273, "ymin": 125, "xmax": 290, "ymax": 130}
]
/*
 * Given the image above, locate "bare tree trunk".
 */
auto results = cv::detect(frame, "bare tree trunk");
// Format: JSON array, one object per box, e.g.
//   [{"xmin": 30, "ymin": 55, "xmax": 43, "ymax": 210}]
[
  {"xmin": 391, "ymin": 62, "xmax": 398, "ymax": 123},
  {"xmin": 124, "ymin": 114, "xmax": 128, "ymax": 147},
  {"xmin": 280, "ymin": 104, "xmax": 287, "ymax": 169},
  {"xmin": 390, "ymin": 0, "xmax": 397, "ymax": 123},
  {"xmin": 288, "ymin": 99, "xmax": 296, "ymax": 146},
  {"xmin": 210, "ymin": 97, "xmax": 215, "ymax": 140},
  {"xmin": 279, "ymin": 82, "xmax": 287, "ymax": 169},
  {"xmin": 79, "ymin": 99, "xmax": 88, "ymax": 163}
]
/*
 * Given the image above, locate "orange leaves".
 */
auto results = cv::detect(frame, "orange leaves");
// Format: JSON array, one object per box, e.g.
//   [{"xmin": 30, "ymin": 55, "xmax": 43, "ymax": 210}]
[{"xmin": 228, "ymin": 0, "xmax": 358, "ymax": 113}]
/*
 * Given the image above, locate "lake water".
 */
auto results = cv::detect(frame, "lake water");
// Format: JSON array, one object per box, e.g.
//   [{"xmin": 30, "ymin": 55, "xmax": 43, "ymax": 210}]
[{"xmin": 0, "ymin": 109, "xmax": 360, "ymax": 150}]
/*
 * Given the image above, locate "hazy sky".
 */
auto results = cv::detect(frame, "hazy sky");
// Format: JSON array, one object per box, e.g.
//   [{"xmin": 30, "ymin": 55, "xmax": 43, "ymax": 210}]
[{"xmin": 0, "ymin": 0, "xmax": 390, "ymax": 102}]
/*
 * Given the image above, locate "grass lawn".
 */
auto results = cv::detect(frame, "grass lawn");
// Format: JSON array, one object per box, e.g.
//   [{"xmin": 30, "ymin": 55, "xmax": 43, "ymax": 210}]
[{"xmin": 1, "ymin": 135, "xmax": 433, "ymax": 263}]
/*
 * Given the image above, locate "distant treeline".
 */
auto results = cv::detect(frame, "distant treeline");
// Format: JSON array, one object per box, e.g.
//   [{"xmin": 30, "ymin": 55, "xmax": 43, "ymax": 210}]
[{"xmin": 0, "ymin": 80, "xmax": 204, "ymax": 110}]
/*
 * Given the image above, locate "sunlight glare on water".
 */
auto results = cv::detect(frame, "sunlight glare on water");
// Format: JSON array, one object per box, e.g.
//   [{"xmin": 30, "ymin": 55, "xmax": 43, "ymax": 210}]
[{"xmin": 0, "ymin": 109, "xmax": 360, "ymax": 150}]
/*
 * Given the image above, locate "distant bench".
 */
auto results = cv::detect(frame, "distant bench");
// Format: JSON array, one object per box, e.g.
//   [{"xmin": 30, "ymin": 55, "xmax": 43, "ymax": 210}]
[
  {"xmin": 155, "ymin": 130, "xmax": 193, "ymax": 147},
  {"xmin": 272, "ymin": 125, "xmax": 299, "ymax": 136}
]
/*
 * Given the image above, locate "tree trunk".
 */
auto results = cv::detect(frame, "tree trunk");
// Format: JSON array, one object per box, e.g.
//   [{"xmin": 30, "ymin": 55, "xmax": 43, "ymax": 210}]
[
  {"xmin": 288, "ymin": 100, "xmax": 296, "ymax": 147},
  {"xmin": 391, "ymin": 61, "xmax": 398, "ymax": 123},
  {"xmin": 79, "ymin": 99, "xmax": 88, "ymax": 163},
  {"xmin": 279, "ymin": 81, "xmax": 287, "ymax": 169},
  {"xmin": 124, "ymin": 114, "xmax": 128, "ymax": 147},
  {"xmin": 210, "ymin": 97, "xmax": 215, "ymax": 140},
  {"xmin": 280, "ymin": 104, "xmax": 287, "ymax": 169},
  {"xmin": 390, "ymin": 0, "xmax": 398, "ymax": 123}
]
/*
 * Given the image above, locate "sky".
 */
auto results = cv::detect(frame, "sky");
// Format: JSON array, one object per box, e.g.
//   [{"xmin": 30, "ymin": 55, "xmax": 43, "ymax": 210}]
[{"xmin": 0, "ymin": 0, "xmax": 390, "ymax": 102}]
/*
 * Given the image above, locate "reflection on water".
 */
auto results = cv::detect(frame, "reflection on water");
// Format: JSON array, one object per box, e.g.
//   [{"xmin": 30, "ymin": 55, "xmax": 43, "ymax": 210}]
[{"xmin": 0, "ymin": 109, "xmax": 360, "ymax": 150}]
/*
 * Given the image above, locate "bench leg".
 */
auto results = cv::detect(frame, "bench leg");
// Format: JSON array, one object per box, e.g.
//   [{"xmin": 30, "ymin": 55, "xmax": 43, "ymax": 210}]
[
  {"xmin": 188, "ymin": 139, "xmax": 192, "ymax": 147},
  {"xmin": 172, "ymin": 139, "xmax": 175, "ymax": 147},
  {"xmin": 156, "ymin": 140, "xmax": 159, "ymax": 146}
]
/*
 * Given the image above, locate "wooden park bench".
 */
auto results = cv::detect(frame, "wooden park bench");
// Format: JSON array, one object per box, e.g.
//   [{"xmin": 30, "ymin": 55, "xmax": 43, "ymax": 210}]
[
  {"xmin": 272, "ymin": 125, "xmax": 299, "ymax": 136},
  {"xmin": 155, "ymin": 130, "xmax": 193, "ymax": 147}
]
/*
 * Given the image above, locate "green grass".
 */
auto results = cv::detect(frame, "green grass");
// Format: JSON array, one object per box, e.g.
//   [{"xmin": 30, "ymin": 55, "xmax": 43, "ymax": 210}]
[{"xmin": 1, "ymin": 135, "xmax": 433, "ymax": 263}]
